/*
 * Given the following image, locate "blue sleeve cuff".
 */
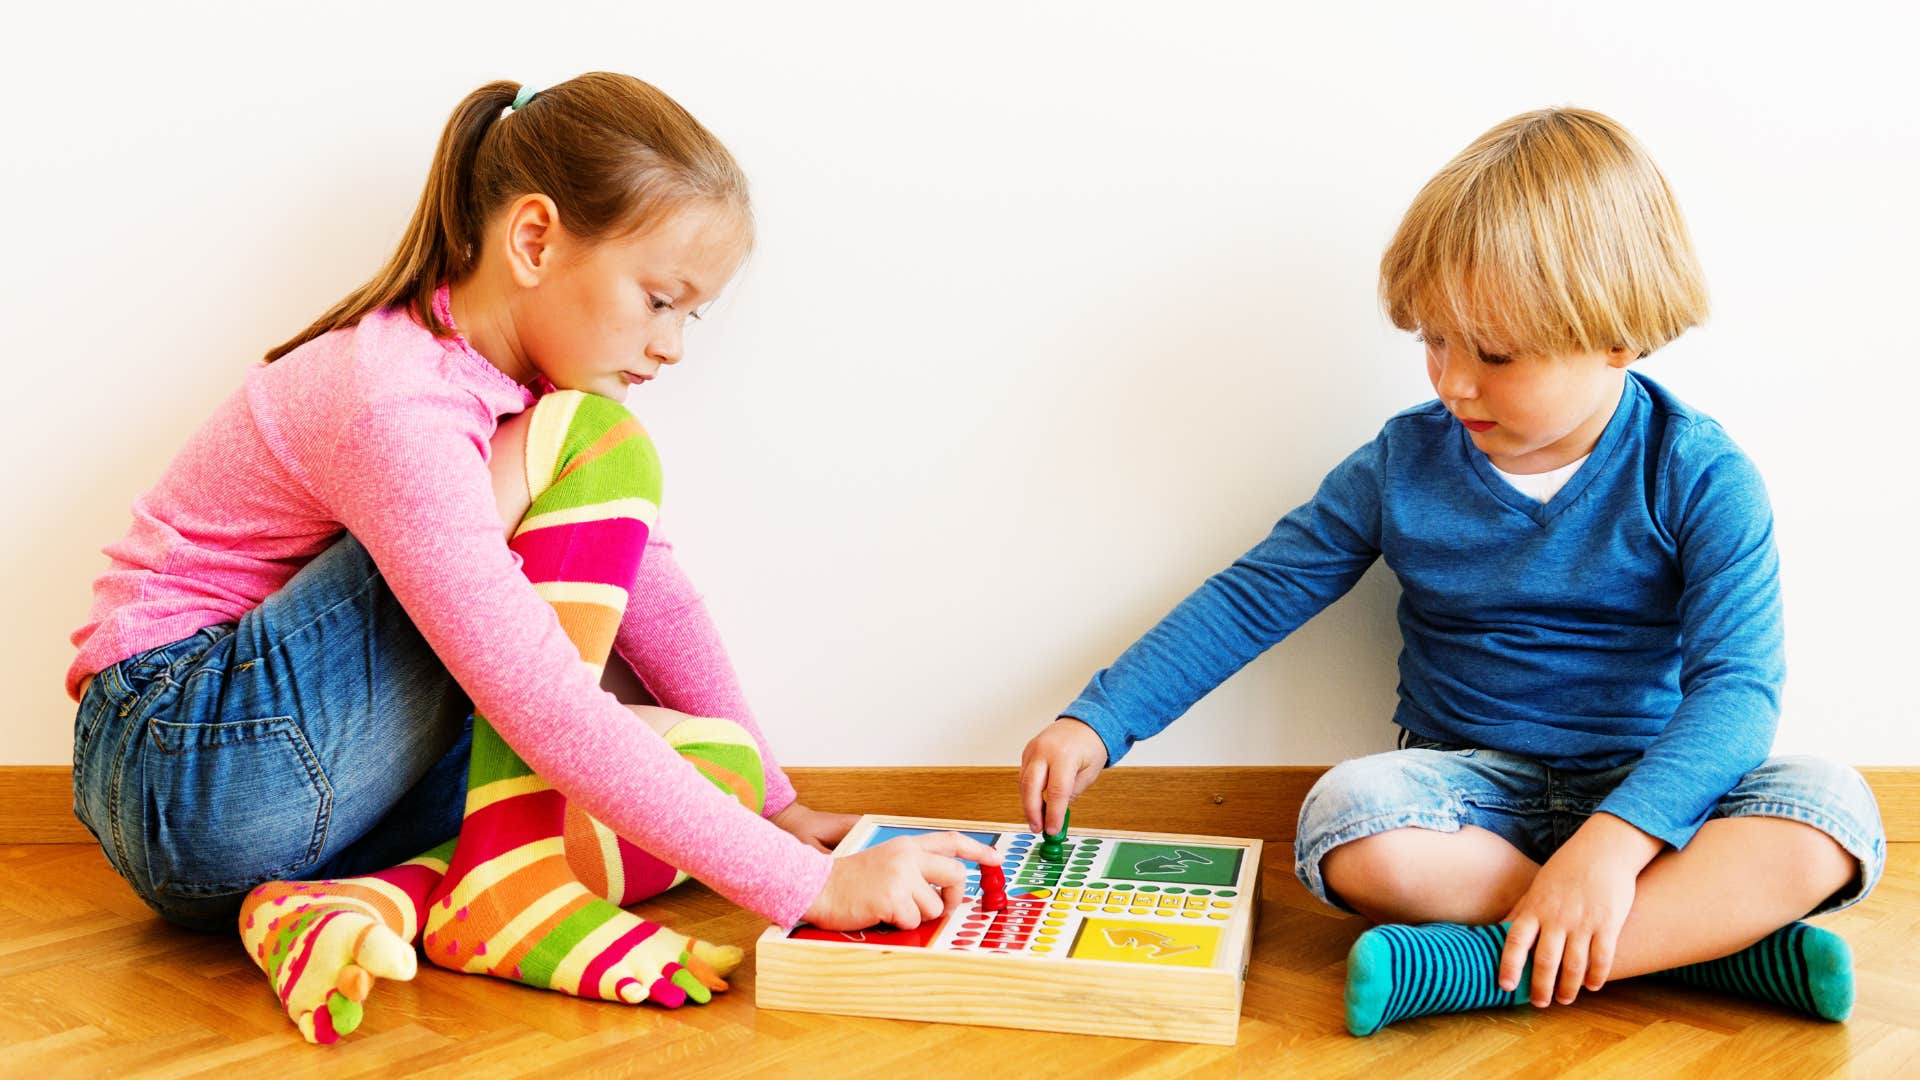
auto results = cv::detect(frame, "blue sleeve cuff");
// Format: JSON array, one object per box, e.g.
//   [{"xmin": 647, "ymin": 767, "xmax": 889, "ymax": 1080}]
[
  {"xmin": 1594, "ymin": 789, "xmax": 1708, "ymax": 851},
  {"xmin": 1059, "ymin": 700, "xmax": 1129, "ymax": 768}
]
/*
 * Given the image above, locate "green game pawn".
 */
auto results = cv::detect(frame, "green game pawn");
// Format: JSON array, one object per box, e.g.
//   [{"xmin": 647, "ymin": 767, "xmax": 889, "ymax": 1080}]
[{"xmin": 1039, "ymin": 808, "xmax": 1071, "ymax": 861}]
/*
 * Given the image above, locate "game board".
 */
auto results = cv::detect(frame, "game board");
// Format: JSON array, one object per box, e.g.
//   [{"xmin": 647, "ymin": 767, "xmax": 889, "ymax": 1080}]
[{"xmin": 755, "ymin": 815, "xmax": 1262, "ymax": 1044}]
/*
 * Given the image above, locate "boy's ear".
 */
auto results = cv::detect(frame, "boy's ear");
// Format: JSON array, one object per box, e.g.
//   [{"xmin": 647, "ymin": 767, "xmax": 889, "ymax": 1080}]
[
  {"xmin": 1606, "ymin": 346, "xmax": 1640, "ymax": 369},
  {"xmin": 503, "ymin": 194, "xmax": 563, "ymax": 288}
]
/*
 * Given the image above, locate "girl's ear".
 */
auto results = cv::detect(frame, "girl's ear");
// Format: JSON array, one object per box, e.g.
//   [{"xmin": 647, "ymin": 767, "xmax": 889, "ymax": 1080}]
[{"xmin": 503, "ymin": 194, "xmax": 562, "ymax": 288}]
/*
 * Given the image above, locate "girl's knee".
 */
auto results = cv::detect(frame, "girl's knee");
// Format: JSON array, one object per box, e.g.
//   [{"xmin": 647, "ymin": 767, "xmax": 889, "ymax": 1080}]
[{"xmin": 521, "ymin": 389, "xmax": 662, "ymax": 507}]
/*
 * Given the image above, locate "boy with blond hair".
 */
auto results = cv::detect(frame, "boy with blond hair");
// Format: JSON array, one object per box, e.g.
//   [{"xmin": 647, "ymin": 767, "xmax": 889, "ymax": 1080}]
[{"xmin": 1019, "ymin": 107, "xmax": 1884, "ymax": 1035}]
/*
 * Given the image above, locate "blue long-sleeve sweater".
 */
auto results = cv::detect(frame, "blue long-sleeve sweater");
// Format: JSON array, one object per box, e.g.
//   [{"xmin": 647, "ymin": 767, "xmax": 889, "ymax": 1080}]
[{"xmin": 1065, "ymin": 372, "xmax": 1783, "ymax": 849}]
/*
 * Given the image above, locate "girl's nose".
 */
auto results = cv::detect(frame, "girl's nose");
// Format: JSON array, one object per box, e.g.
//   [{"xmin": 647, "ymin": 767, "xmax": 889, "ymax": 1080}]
[{"xmin": 648, "ymin": 323, "xmax": 684, "ymax": 366}]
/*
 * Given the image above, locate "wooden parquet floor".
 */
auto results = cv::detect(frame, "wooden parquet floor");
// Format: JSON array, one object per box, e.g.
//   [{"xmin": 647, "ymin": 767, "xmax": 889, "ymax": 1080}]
[{"xmin": 2, "ymin": 841, "xmax": 1916, "ymax": 1079}]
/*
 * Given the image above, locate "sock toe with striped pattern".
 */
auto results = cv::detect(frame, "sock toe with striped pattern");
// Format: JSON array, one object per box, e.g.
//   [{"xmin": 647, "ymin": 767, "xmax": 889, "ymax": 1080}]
[
  {"xmin": 1657, "ymin": 921, "xmax": 1853, "ymax": 1021},
  {"xmin": 239, "ymin": 841, "xmax": 454, "ymax": 1044},
  {"xmin": 1345, "ymin": 922, "xmax": 1529, "ymax": 1037}
]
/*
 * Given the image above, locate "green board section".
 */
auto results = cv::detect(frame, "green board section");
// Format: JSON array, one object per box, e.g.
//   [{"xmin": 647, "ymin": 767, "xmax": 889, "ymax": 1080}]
[{"xmin": 1105, "ymin": 841, "xmax": 1243, "ymax": 886}]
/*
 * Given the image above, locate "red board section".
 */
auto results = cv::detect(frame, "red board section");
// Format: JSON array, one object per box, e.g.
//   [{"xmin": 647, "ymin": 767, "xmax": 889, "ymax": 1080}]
[{"xmin": 789, "ymin": 916, "xmax": 948, "ymax": 948}]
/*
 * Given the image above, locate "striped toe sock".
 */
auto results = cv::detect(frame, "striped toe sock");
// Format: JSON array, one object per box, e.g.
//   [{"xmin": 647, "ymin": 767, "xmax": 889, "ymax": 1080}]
[
  {"xmin": 239, "ymin": 840, "xmax": 454, "ymax": 1044},
  {"xmin": 1345, "ymin": 923, "xmax": 1529, "ymax": 1036},
  {"xmin": 1656, "ymin": 922, "xmax": 1853, "ymax": 1021},
  {"xmin": 422, "ymin": 390, "xmax": 726, "ymax": 1007}
]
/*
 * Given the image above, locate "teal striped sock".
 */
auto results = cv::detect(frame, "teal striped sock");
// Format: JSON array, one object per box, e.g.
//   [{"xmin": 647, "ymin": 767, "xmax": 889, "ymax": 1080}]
[
  {"xmin": 1345, "ymin": 922, "xmax": 1529, "ymax": 1036},
  {"xmin": 1656, "ymin": 922, "xmax": 1853, "ymax": 1021}
]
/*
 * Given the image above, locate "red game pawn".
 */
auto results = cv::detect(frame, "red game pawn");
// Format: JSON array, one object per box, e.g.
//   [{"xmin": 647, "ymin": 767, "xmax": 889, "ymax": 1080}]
[{"xmin": 978, "ymin": 864, "xmax": 1007, "ymax": 912}]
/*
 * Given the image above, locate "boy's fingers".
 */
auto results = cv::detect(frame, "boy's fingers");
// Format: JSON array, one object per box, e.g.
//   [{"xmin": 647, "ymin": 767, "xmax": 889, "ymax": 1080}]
[
  {"xmin": 1076, "ymin": 763, "xmax": 1103, "ymax": 796},
  {"xmin": 1499, "ymin": 918, "xmax": 1537, "ymax": 991},
  {"xmin": 1043, "ymin": 776, "xmax": 1073, "ymax": 835},
  {"xmin": 1020, "ymin": 761, "xmax": 1048, "ymax": 833},
  {"xmin": 1557, "ymin": 935, "xmax": 1589, "ymax": 1005},
  {"xmin": 1531, "ymin": 930, "xmax": 1565, "ymax": 1007},
  {"xmin": 1587, "ymin": 934, "xmax": 1616, "ymax": 991}
]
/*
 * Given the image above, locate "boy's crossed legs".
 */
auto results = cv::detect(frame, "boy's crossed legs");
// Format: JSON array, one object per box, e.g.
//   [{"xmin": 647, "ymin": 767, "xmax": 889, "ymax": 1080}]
[{"xmin": 1299, "ymin": 743, "xmax": 1885, "ymax": 1036}]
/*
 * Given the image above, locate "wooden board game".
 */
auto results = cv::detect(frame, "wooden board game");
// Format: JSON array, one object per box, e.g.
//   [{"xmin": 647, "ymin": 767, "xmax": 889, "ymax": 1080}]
[{"xmin": 755, "ymin": 814, "xmax": 1262, "ymax": 1044}]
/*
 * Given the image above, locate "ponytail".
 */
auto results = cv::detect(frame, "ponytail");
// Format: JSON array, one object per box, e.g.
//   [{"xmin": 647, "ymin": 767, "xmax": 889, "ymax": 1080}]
[{"xmin": 265, "ymin": 73, "xmax": 751, "ymax": 363}]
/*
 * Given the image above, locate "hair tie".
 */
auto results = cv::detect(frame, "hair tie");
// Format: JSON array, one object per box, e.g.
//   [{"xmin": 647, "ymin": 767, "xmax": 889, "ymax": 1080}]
[{"xmin": 510, "ymin": 85, "xmax": 539, "ymax": 111}]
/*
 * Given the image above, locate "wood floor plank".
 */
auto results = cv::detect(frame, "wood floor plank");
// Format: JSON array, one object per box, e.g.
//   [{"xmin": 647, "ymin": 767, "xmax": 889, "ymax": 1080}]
[{"xmin": 0, "ymin": 842, "xmax": 1913, "ymax": 1076}]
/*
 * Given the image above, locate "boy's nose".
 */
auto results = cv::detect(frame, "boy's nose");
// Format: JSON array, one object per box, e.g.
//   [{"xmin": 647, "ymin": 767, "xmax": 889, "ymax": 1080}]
[{"xmin": 1436, "ymin": 355, "xmax": 1477, "ymax": 400}]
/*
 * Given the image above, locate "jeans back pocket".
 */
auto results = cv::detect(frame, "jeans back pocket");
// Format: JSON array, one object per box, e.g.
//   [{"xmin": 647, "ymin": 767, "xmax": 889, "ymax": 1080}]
[{"xmin": 144, "ymin": 710, "xmax": 333, "ymax": 897}]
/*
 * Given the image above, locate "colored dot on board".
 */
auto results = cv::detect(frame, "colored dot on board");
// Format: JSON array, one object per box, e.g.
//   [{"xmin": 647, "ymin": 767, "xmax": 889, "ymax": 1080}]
[
  {"xmin": 1087, "ymin": 882, "xmax": 1109, "ymax": 890},
  {"xmin": 1190, "ymin": 889, "xmax": 1210, "ymax": 896},
  {"xmin": 1217, "ymin": 890, "xmax": 1237, "ymax": 897},
  {"xmin": 1112, "ymin": 883, "xmax": 1134, "ymax": 891},
  {"xmin": 1164, "ymin": 887, "xmax": 1184, "ymax": 894},
  {"xmin": 1138, "ymin": 885, "xmax": 1160, "ymax": 893}
]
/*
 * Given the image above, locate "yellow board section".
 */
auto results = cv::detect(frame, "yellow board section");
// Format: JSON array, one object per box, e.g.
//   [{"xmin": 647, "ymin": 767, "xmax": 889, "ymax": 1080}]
[{"xmin": 1070, "ymin": 918, "xmax": 1221, "ymax": 968}]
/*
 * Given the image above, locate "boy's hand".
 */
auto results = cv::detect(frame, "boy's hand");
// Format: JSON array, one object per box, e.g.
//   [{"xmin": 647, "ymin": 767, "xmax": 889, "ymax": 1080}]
[
  {"xmin": 1499, "ymin": 813, "xmax": 1662, "ymax": 1006},
  {"xmin": 1019, "ymin": 717, "xmax": 1109, "ymax": 835},
  {"xmin": 801, "ymin": 831, "xmax": 1002, "ymax": 931},
  {"xmin": 770, "ymin": 801, "xmax": 859, "ymax": 853}
]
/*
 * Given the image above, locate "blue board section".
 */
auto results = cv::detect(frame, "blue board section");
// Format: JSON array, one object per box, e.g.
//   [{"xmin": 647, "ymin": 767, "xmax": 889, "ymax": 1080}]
[{"xmin": 861, "ymin": 825, "xmax": 1001, "ymax": 866}]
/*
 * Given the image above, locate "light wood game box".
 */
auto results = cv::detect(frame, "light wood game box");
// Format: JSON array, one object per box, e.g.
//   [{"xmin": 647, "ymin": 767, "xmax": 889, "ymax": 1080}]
[{"xmin": 755, "ymin": 814, "xmax": 1263, "ymax": 1044}]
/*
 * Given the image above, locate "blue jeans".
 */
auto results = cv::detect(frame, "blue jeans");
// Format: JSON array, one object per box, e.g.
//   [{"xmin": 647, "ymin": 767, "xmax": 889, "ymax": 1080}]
[
  {"xmin": 72, "ymin": 534, "xmax": 475, "ymax": 931},
  {"xmin": 1295, "ymin": 731, "xmax": 1886, "ymax": 917}
]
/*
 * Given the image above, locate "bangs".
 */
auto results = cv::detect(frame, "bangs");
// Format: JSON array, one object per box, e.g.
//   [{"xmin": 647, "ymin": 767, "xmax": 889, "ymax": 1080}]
[{"xmin": 1380, "ymin": 108, "xmax": 1709, "ymax": 359}]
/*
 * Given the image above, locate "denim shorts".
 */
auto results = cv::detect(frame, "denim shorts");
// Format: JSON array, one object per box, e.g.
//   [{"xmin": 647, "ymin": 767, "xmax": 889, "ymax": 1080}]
[
  {"xmin": 1294, "ymin": 731, "xmax": 1886, "ymax": 917},
  {"xmin": 72, "ymin": 534, "xmax": 476, "ymax": 931}
]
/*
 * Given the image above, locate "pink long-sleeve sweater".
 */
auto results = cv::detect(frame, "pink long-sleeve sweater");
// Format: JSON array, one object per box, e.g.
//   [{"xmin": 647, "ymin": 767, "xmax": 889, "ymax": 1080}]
[{"xmin": 67, "ymin": 288, "xmax": 831, "ymax": 928}]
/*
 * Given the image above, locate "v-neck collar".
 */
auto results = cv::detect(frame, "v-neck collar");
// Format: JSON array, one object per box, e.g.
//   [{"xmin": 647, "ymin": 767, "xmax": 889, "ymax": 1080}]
[{"xmin": 1464, "ymin": 375, "xmax": 1642, "ymax": 527}]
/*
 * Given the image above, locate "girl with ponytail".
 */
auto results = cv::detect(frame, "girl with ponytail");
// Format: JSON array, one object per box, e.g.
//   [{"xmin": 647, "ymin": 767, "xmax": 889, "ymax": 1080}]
[{"xmin": 68, "ymin": 73, "xmax": 999, "ymax": 1044}]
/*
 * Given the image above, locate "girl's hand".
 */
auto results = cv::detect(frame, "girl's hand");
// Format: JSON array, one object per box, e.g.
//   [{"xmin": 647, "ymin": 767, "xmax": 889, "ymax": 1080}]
[
  {"xmin": 801, "ymin": 831, "xmax": 1003, "ymax": 931},
  {"xmin": 1499, "ymin": 813, "xmax": 1661, "ymax": 1006},
  {"xmin": 1019, "ymin": 717, "xmax": 1109, "ymax": 835},
  {"xmin": 771, "ymin": 801, "xmax": 859, "ymax": 853}
]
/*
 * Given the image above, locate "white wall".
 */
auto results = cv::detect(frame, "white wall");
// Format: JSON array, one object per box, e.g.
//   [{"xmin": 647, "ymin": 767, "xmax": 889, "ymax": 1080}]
[{"xmin": 6, "ymin": 1, "xmax": 1916, "ymax": 767}]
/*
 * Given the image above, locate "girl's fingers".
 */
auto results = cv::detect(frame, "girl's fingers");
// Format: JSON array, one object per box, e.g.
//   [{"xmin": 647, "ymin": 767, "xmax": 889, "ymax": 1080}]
[
  {"xmin": 1557, "ymin": 934, "xmax": 1589, "ymax": 1005},
  {"xmin": 1531, "ymin": 930, "xmax": 1566, "ymax": 1007},
  {"xmin": 913, "ymin": 831, "xmax": 1001, "ymax": 867},
  {"xmin": 911, "ymin": 880, "xmax": 944, "ymax": 924},
  {"xmin": 889, "ymin": 891, "xmax": 923, "ymax": 930},
  {"xmin": 1499, "ymin": 916, "xmax": 1538, "ymax": 991},
  {"xmin": 918, "ymin": 850, "xmax": 969, "ymax": 892}
]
